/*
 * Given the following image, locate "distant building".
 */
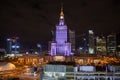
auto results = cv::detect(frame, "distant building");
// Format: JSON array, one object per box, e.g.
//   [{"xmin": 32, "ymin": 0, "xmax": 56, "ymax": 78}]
[
  {"xmin": 0, "ymin": 48, "xmax": 6, "ymax": 60},
  {"xmin": 6, "ymin": 38, "xmax": 12, "ymax": 54},
  {"xmin": 6, "ymin": 37, "xmax": 20, "ymax": 54},
  {"xmin": 49, "ymin": 6, "xmax": 73, "ymax": 56},
  {"xmin": 0, "ymin": 48, "xmax": 6, "ymax": 53},
  {"xmin": 107, "ymin": 34, "xmax": 116, "ymax": 56},
  {"xmin": 44, "ymin": 64, "xmax": 66, "ymax": 80},
  {"xmin": 69, "ymin": 29, "xmax": 75, "ymax": 52},
  {"xmin": 77, "ymin": 34, "xmax": 88, "ymax": 54},
  {"xmin": 116, "ymin": 33, "xmax": 120, "ymax": 57},
  {"xmin": 88, "ymin": 30, "xmax": 95, "ymax": 54},
  {"xmin": 48, "ymin": 41, "xmax": 52, "ymax": 52},
  {"xmin": 96, "ymin": 36, "xmax": 107, "ymax": 55},
  {"xmin": 43, "ymin": 61, "xmax": 120, "ymax": 80}
]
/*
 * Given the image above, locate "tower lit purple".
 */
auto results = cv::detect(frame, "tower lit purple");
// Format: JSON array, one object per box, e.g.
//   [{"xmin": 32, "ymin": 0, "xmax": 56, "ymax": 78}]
[{"xmin": 49, "ymin": 6, "xmax": 73, "ymax": 56}]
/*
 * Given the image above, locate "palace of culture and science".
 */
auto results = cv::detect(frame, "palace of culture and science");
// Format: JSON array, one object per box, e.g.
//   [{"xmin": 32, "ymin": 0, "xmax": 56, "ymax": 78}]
[{"xmin": 49, "ymin": 6, "xmax": 73, "ymax": 56}]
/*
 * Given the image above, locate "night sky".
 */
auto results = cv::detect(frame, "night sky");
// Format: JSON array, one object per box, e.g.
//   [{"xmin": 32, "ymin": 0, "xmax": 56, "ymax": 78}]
[{"xmin": 0, "ymin": 0, "xmax": 120, "ymax": 49}]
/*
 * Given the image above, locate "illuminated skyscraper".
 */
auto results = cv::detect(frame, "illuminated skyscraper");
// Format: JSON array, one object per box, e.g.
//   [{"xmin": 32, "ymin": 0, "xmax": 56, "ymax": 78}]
[
  {"xmin": 116, "ymin": 33, "xmax": 120, "ymax": 57},
  {"xmin": 49, "ymin": 6, "xmax": 73, "ymax": 56},
  {"xmin": 107, "ymin": 34, "xmax": 116, "ymax": 56},
  {"xmin": 88, "ymin": 30, "xmax": 95, "ymax": 54},
  {"xmin": 96, "ymin": 36, "xmax": 106, "ymax": 55},
  {"xmin": 6, "ymin": 38, "xmax": 12, "ymax": 54}
]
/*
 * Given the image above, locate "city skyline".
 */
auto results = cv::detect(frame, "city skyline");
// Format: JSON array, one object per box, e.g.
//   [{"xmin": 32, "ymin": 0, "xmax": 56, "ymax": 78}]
[{"xmin": 0, "ymin": 0, "xmax": 120, "ymax": 49}]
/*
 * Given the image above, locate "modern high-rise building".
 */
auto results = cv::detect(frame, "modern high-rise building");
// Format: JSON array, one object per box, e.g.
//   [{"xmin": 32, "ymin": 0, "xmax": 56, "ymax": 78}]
[
  {"xmin": 6, "ymin": 37, "xmax": 20, "ymax": 54},
  {"xmin": 88, "ymin": 30, "xmax": 95, "ymax": 54},
  {"xmin": 107, "ymin": 34, "xmax": 116, "ymax": 56},
  {"xmin": 69, "ymin": 29, "xmax": 75, "ymax": 52},
  {"xmin": 116, "ymin": 33, "xmax": 120, "ymax": 57},
  {"xmin": 6, "ymin": 38, "xmax": 12, "ymax": 54},
  {"xmin": 96, "ymin": 36, "xmax": 106, "ymax": 55},
  {"xmin": 49, "ymin": 6, "xmax": 73, "ymax": 56},
  {"xmin": 76, "ymin": 34, "xmax": 88, "ymax": 54}
]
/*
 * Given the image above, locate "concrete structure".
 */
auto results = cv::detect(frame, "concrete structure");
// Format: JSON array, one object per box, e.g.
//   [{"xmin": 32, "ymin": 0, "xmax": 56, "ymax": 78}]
[{"xmin": 49, "ymin": 6, "xmax": 73, "ymax": 56}]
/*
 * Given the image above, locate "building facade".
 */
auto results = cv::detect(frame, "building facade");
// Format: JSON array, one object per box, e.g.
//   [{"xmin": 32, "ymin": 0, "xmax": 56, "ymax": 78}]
[
  {"xmin": 96, "ymin": 36, "xmax": 107, "ymax": 55},
  {"xmin": 69, "ymin": 29, "xmax": 75, "ymax": 52},
  {"xmin": 116, "ymin": 33, "xmax": 120, "ymax": 57},
  {"xmin": 88, "ymin": 30, "xmax": 95, "ymax": 54},
  {"xmin": 6, "ymin": 37, "xmax": 20, "ymax": 54},
  {"xmin": 107, "ymin": 34, "xmax": 116, "ymax": 56},
  {"xmin": 49, "ymin": 7, "xmax": 73, "ymax": 56}
]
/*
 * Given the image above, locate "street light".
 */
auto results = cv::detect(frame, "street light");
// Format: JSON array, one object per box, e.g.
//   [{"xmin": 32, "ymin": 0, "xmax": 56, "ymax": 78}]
[{"xmin": 37, "ymin": 43, "xmax": 43, "ymax": 80}]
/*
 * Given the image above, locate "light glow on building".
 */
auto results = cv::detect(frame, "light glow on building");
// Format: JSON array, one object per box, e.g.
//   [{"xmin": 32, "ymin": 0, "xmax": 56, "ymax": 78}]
[
  {"xmin": 88, "ymin": 30, "xmax": 95, "ymax": 54},
  {"xmin": 49, "ymin": 6, "xmax": 73, "ymax": 56}
]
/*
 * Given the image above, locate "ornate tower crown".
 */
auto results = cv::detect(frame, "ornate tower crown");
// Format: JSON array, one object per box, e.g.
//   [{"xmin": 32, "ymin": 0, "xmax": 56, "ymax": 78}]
[
  {"xmin": 59, "ymin": 4, "xmax": 65, "ymax": 25},
  {"xmin": 60, "ymin": 5, "xmax": 64, "ymax": 19}
]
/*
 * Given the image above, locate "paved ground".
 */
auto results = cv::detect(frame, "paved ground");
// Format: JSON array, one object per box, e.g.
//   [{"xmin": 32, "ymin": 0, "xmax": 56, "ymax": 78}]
[{"xmin": 19, "ymin": 72, "xmax": 40, "ymax": 80}]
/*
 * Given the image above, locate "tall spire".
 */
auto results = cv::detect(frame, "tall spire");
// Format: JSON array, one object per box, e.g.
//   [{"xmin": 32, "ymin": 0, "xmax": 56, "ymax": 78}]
[
  {"xmin": 60, "ymin": 3, "xmax": 64, "ymax": 19},
  {"xmin": 59, "ymin": 3, "xmax": 65, "ymax": 25}
]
